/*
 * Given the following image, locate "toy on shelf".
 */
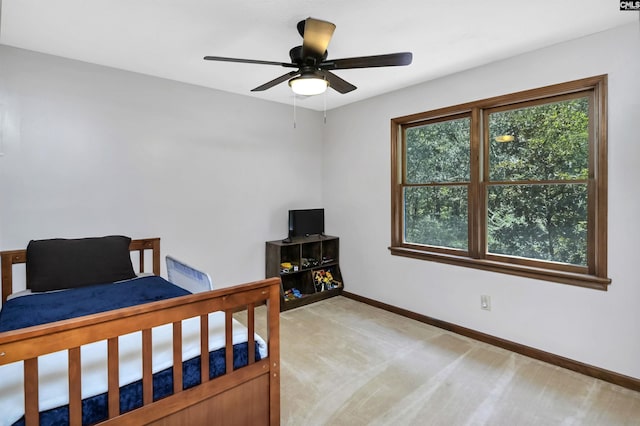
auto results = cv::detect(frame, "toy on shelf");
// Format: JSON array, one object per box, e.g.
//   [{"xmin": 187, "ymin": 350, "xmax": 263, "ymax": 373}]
[
  {"xmin": 301, "ymin": 257, "xmax": 319, "ymax": 268},
  {"xmin": 313, "ymin": 269, "xmax": 342, "ymax": 292},
  {"xmin": 280, "ymin": 262, "xmax": 299, "ymax": 273},
  {"xmin": 321, "ymin": 256, "xmax": 335, "ymax": 264},
  {"xmin": 284, "ymin": 288, "xmax": 303, "ymax": 301}
]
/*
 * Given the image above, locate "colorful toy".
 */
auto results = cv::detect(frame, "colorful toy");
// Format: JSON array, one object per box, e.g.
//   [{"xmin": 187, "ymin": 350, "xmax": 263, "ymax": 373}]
[
  {"xmin": 284, "ymin": 288, "xmax": 303, "ymax": 301},
  {"xmin": 313, "ymin": 270, "xmax": 341, "ymax": 291}
]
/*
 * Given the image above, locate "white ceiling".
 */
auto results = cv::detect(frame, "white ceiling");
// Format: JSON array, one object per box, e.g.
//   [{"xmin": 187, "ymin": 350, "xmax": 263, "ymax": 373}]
[{"xmin": 0, "ymin": 0, "xmax": 637, "ymax": 111}]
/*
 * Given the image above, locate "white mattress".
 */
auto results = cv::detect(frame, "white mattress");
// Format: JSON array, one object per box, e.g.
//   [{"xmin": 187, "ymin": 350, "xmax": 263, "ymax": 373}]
[{"xmin": 0, "ymin": 302, "xmax": 267, "ymax": 426}]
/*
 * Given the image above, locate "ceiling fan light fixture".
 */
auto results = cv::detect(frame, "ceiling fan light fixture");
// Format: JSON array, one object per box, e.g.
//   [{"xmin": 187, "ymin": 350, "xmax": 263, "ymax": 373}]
[{"xmin": 288, "ymin": 74, "xmax": 329, "ymax": 96}]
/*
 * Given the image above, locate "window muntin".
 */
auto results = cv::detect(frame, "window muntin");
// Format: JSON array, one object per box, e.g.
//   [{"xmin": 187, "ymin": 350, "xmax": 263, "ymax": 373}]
[{"xmin": 390, "ymin": 76, "xmax": 609, "ymax": 289}]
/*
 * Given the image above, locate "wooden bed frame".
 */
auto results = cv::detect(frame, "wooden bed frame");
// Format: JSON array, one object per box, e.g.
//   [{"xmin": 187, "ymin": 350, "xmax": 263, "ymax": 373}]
[{"xmin": 0, "ymin": 238, "xmax": 280, "ymax": 426}]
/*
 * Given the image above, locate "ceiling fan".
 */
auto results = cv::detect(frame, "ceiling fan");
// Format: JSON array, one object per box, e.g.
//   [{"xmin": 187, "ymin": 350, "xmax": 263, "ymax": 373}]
[{"xmin": 203, "ymin": 17, "xmax": 413, "ymax": 96}]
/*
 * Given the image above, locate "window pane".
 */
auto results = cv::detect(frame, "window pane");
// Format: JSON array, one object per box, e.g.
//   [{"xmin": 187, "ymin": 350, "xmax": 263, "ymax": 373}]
[
  {"xmin": 404, "ymin": 186, "xmax": 468, "ymax": 250},
  {"xmin": 489, "ymin": 97, "xmax": 589, "ymax": 181},
  {"xmin": 405, "ymin": 117, "xmax": 470, "ymax": 183},
  {"xmin": 487, "ymin": 184, "xmax": 587, "ymax": 266}
]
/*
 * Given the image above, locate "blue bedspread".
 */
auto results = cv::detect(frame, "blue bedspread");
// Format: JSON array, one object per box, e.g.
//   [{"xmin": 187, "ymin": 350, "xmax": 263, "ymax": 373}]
[
  {"xmin": 0, "ymin": 276, "xmax": 190, "ymax": 332},
  {"xmin": 0, "ymin": 276, "xmax": 261, "ymax": 425}
]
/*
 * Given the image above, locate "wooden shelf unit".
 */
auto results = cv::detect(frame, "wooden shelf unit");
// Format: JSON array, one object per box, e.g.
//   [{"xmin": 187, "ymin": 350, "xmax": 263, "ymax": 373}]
[{"xmin": 266, "ymin": 235, "xmax": 343, "ymax": 311}]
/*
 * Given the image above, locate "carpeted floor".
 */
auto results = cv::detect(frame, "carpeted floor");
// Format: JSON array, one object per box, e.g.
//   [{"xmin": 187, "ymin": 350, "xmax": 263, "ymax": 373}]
[{"xmin": 237, "ymin": 296, "xmax": 640, "ymax": 425}]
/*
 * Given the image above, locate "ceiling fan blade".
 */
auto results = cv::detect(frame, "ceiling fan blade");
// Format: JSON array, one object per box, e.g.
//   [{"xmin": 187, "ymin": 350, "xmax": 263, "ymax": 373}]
[
  {"xmin": 203, "ymin": 56, "xmax": 297, "ymax": 68},
  {"xmin": 251, "ymin": 71, "xmax": 300, "ymax": 92},
  {"xmin": 322, "ymin": 71, "xmax": 357, "ymax": 94},
  {"xmin": 321, "ymin": 52, "xmax": 413, "ymax": 70},
  {"xmin": 301, "ymin": 18, "xmax": 336, "ymax": 60}
]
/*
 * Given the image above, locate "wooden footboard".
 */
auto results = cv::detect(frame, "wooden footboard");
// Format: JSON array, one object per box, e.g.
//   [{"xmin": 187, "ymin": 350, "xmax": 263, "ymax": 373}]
[{"xmin": 0, "ymin": 238, "xmax": 281, "ymax": 426}]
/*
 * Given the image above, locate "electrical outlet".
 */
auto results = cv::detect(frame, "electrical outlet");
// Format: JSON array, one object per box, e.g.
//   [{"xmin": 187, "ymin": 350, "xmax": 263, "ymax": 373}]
[{"xmin": 481, "ymin": 295, "xmax": 491, "ymax": 311}]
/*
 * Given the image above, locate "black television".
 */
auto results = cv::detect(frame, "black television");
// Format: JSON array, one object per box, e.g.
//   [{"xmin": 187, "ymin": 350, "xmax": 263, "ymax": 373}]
[{"xmin": 288, "ymin": 208, "xmax": 325, "ymax": 238}]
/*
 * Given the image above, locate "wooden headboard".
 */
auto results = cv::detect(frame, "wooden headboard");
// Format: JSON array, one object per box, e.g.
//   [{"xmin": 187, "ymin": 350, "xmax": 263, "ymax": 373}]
[{"xmin": 1, "ymin": 238, "xmax": 161, "ymax": 304}]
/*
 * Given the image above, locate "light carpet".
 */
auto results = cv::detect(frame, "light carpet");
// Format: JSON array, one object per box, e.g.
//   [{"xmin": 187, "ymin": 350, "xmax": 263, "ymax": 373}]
[{"xmin": 237, "ymin": 296, "xmax": 640, "ymax": 425}]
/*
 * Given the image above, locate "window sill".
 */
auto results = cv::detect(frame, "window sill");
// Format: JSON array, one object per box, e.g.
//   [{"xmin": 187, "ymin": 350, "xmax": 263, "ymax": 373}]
[{"xmin": 388, "ymin": 246, "xmax": 611, "ymax": 291}]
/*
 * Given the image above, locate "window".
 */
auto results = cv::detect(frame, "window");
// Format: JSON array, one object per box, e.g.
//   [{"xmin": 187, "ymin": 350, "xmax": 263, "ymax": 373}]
[{"xmin": 390, "ymin": 76, "xmax": 610, "ymax": 290}]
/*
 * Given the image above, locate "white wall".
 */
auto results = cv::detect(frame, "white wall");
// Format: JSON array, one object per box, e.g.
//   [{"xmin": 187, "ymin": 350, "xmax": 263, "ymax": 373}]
[
  {"xmin": 0, "ymin": 45, "xmax": 324, "ymax": 289},
  {"xmin": 323, "ymin": 22, "xmax": 640, "ymax": 379}
]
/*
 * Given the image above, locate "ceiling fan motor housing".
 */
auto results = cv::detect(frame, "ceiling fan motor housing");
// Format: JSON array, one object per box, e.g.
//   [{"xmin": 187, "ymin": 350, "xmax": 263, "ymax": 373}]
[{"xmin": 289, "ymin": 46, "xmax": 327, "ymax": 67}]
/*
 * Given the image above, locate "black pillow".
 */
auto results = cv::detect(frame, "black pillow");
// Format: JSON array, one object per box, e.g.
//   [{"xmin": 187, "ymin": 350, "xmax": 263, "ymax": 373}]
[{"xmin": 26, "ymin": 235, "xmax": 137, "ymax": 292}]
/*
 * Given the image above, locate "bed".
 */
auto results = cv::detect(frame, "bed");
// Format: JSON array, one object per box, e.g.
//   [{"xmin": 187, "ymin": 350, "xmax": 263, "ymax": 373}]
[{"xmin": 0, "ymin": 236, "xmax": 280, "ymax": 425}]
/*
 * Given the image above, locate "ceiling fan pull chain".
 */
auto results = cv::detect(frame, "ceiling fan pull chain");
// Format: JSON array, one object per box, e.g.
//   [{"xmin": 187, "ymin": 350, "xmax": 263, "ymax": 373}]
[
  {"xmin": 293, "ymin": 95, "xmax": 297, "ymax": 129},
  {"xmin": 324, "ymin": 91, "xmax": 327, "ymax": 124}
]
